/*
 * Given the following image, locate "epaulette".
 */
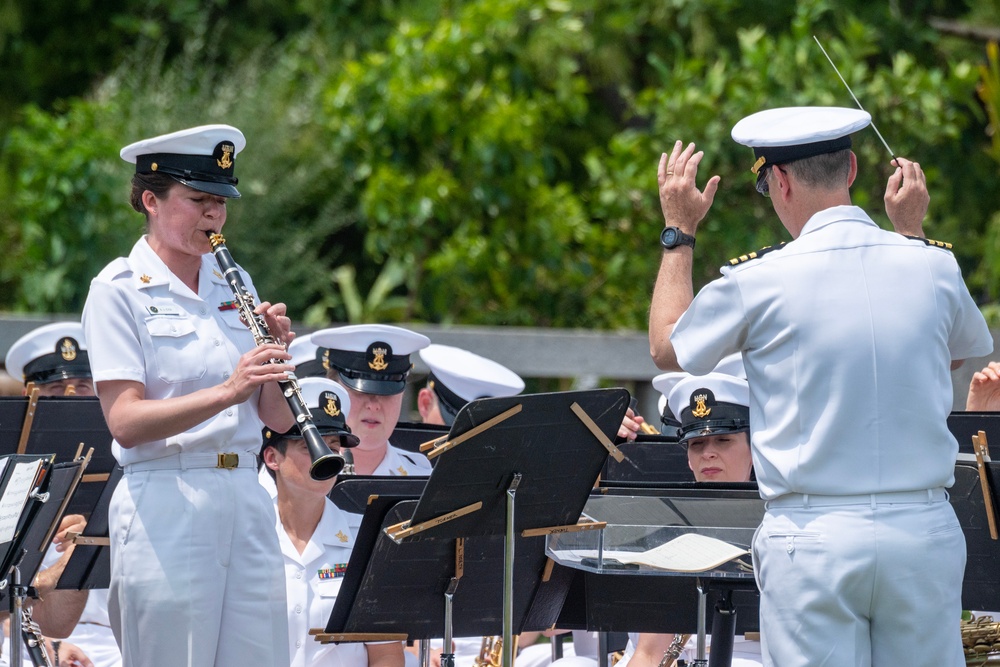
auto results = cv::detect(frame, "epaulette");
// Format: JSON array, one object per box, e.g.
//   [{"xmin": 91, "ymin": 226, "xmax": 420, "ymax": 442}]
[
  {"xmin": 727, "ymin": 242, "xmax": 787, "ymax": 266},
  {"xmin": 904, "ymin": 235, "xmax": 953, "ymax": 250}
]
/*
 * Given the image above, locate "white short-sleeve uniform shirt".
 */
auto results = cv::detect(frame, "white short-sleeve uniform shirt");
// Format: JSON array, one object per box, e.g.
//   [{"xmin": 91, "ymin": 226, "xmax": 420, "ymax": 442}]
[
  {"xmin": 278, "ymin": 499, "xmax": 380, "ymax": 667},
  {"xmin": 671, "ymin": 206, "xmax": 993, "ymax": 499},
  {"xmin": 371, "ymin": 445, "xmax": 432, "ymax": 477}
]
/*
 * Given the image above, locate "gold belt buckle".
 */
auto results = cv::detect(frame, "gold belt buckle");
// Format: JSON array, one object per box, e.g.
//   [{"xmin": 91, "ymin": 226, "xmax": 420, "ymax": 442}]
[{"xmin": 216, "ymin": 453, "xmax": 240, "ymax": 470}]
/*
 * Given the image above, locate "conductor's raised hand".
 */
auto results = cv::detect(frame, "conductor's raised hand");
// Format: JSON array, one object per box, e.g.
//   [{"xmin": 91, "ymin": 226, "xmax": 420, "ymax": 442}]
[
  {"xmin": 884, "ymin": 157, "xmax": 929, "ymax": 238},
  {"xmin": 658, "ymin": 140, "xmax": 721, "ymax": 235}
]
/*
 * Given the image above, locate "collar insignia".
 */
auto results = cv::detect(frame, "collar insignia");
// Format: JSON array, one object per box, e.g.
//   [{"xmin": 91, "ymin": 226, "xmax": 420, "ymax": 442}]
[
  {"xmin": 213, "ymin": 269, "xmax": 223, "ymax": 279},
  {"xmin": 396, "ymin": 466, "xmax": 408, "ymax": 476},
  {"xmin": 336, "ymin": 530, "xmax": 349, "ymax": 543},
  {"xmin": 140, "ymin": 274, "xmax": 152, "ymax": 284}
]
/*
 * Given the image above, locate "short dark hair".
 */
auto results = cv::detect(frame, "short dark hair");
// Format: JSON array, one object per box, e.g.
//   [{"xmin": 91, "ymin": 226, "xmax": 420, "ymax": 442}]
[
  {"xmin": 782, "ymin": 149, "xmax": 851, "ymax": 189},
  {"xmin": 129, "ymin": 173, "xmax": 177, "ymax": 215},
  {"xmin": 260, "ymin": 437, "xmax": 291, "ymax": 480}
]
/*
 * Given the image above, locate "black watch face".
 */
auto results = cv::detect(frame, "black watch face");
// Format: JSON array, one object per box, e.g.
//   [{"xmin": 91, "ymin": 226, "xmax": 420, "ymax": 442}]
[{"xmin": 662, "ymin": 228, "xmax": 678, "ymax": 247}]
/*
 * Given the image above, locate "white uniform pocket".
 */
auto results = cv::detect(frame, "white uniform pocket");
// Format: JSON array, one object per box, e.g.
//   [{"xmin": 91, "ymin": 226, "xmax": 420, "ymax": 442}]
[
  {"xmin": 145, "ymin": 315, "xmax": 206, "ymax": 383},
  {"xmin": 317, "ymin": 578, "xmax": 343, "ymax": 599}
]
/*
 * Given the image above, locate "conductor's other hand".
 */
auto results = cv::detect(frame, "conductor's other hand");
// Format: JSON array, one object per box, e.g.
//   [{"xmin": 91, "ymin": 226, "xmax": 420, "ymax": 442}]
[
  {"xmin": 885, "ymin": 157, "xmax": 929, "ymax": 238},
  {"xmin": 967, "ymin": 362, "xmax": 1000, "ymax": 411},
  {"xmin": 658, "ymin": 140, "xmax": 720, "ymax": 235},
  {"xmin": 55, "ymin": 641, "xmax": 95, "ymax": 667}
]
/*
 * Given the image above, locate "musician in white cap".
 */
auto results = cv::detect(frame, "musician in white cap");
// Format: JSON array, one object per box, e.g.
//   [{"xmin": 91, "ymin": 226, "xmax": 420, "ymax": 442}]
[
  {"xmin": 288, "ymin": 335, "xmax": 331, "ymax": 380},
  {"xmin": 647, "ymin": 106, "xmax": 992, "ymax": 665},
  {"xmin": 83, "ymin": 125, "xmax": 293, "ymax": 667},
  {"xmin": 261, "ymin": 378, "xmax": 402, "ymax": 667},
  {"xmin": 416, "ymin": 344, "xmax": 524, "ymax": 426},
  {"xmin": 312, "ymin": 324, "xmax": 432, "ymax": 476},
  {"xmin": 5, "ymin": 322, "xmax": 94, "ymax": 397}
]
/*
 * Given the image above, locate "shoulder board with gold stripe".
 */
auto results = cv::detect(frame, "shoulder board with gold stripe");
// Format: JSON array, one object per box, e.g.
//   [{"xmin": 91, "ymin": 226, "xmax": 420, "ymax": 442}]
[
  {"xmin": 727, "ymin": 242, "xmax": 787, "ymax": 266},
  {"xmin": 904, "ymin": 235, "xmax": 953, "ymax": 250}
]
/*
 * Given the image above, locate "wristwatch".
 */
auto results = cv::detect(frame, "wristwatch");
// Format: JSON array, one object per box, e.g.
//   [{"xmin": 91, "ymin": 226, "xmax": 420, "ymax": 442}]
[{"xmin": 660, "ymin": 226, "xmax": 696, "ymax": 250}]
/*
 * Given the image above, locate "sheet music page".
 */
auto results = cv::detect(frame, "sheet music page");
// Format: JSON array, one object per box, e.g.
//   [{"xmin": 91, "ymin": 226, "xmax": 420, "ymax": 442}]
[
  {"xmin": 615, "ymin": 533, "xmax": 750, "ymax": 573},
  {"xmin": 0, "ymin": 460, "xmax": 42, "ymax": 543}
]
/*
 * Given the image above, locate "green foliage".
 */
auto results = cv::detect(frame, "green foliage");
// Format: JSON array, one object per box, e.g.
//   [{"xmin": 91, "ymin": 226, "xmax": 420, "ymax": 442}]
[{"xmin": 0, "ymin": 0, "xmax": 998, "ymax": 332}]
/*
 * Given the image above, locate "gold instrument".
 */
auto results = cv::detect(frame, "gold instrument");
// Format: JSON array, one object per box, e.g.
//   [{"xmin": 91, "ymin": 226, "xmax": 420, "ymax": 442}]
[
  {"xmin": 964, "ymin": 615, "xmax": 1000, "ymax": 664},
  {"xmin": 21, "ymin": 607, "xmax": 54, "ymax": 667},
  {"xmin": 475, "ymin": 635, "xmax": 518, "ymax": 667},
  {"xmin": 656, "ymin": 634, "xmax": 691, "ymax": 667},
  {"xmin": 205, "ymin": 231, "xmax": 344, "ymax": 480}
]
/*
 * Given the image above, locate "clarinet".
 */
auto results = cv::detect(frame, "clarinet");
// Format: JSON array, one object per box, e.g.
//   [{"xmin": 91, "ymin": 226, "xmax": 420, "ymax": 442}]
[
  {"xmin": 21, "ymin": 607, "xmax": 53, "ymax": 667},
  {"xmin": 205, "ymin": 231, "xmax": 345, "ymax": 480}
]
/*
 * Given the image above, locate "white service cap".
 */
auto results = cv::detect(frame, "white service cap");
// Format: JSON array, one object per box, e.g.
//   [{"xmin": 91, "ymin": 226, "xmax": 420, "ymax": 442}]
[{"xmin": 5, "ymin": 322, "xmax": 91, "ymax": 385}]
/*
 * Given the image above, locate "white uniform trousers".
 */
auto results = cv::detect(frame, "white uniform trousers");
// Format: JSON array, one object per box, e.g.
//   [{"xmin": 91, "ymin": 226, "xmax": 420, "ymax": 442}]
[
  {"xmin": 753, "ymin": 493, "xmax": 965, "ymax": 667},
  {"xmin": 108, "ymin": 466, "xmax": 289, "ymax": 667}
]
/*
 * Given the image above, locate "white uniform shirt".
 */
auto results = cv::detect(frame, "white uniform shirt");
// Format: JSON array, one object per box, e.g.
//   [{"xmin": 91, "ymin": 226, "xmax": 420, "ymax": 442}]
[
  {"xmin": 82, "ymin": 236, "xmax": 265, "ymax": 465},
  {"xmin": 278, "ymin": 498, "xmax": 373, "ymax": 667},
  {"xmin": 672, "ymin": 206, "xmax": 993, "ymax": 499},
  {"xmin": 371, "ymin": 444, "xmax": 432, "ymax": 476}
]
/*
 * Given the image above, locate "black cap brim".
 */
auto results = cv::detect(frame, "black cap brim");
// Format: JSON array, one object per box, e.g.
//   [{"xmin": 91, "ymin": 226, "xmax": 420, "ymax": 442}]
[
  {"xmin": 338, "ymin": 374, "xmax": 406, "ymax": 396},
  {"xmin": 175, "ymin": 176, "xmax": 241, "ymax": 199}
]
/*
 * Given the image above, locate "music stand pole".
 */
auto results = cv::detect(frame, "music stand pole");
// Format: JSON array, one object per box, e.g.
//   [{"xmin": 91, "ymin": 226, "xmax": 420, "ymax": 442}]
[
  {"xmin": 691, "ymin": 579, "xmax": 707, "ymax": 667},
  {"xmin": 502, "ymin": 474, "xmax": 522, "ymax": 667},
  {"xmin": 8, "ymin": 550, "xmax": 28, "ymax": 667},
  {"xmin": 441, "ymin": 578, "xmax": 460, "ymax": 667}
]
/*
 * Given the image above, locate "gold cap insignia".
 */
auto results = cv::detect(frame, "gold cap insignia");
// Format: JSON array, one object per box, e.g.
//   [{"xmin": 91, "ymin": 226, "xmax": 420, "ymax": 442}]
[
  {"xmin": 322, "ymin": 349, "xmax": 331, "ymax": 371},
  {"xmin": 216, "ymin": 142, "xmax": 234, "ymax": 170},
  {"xmin": 322, "ymin": 392, "xmax": 341, "ymax": 418},
  {"xmin": 368, "ymin": 344, "xmax": 390, "ymax": 372},
  {"xmin": 140, "ymin": 274, "xmax": 152, "ymax": 284},
  {"xmin": 336, "ymin": 530, "xmax": 349, "ymax": 543},
  {"xmin": 751, "ymin": 156, "xmax": 766, "ymax": 175},
  {"xmin": 691, "ymin": 393, "xmax": 712, "ymax": 419},
  {"xmin": 59, "ymin": 338, "xmax": 78, "ymax": 362}
]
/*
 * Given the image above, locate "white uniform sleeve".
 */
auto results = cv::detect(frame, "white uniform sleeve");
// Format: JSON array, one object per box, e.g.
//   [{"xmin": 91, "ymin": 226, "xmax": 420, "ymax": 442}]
[
  {"xmin": 82, "ymin": 278, "xmax": 146, "ymax": 386},
  {"xmin": 670, "ymin": 271, "xmax": 750, "ymax": 375},
  {"xmin": 947, "ymin": 262, "xmax": 994, "ymax": 361}
]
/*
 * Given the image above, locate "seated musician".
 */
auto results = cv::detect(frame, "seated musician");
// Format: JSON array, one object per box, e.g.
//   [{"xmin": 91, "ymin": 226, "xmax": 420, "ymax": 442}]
[
  {"xmin": 311, "ymin": 324, "xmax": 433, "ymax": 476},
  {"xmin": 615, "ymin": 370, "xmax": 761, "ymax": 667},
  {"xmin": 3, "ymin": 323, "xmax": 113, "ymax": 667},
  {"xmin": 260, "ymin": 377, "xmax": 403, "ymax": 667}
]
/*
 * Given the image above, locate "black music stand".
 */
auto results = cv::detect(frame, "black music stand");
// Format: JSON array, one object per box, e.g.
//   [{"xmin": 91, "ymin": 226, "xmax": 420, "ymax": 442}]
[
  {"xmin": 0, "ymin": 396, "xmax": 116, "ymax": 517},
  {"xmin": 950, "ymin": 461, "xmax": 1000, "ymax": 610},
  {"xmin": 328, "ymin": 476, "xmax": 429, "ymax": 515},
  {"xmin": 315, "ymin": 496, "xmax": 575, "ymax": 641},
  {"xmin": 551, "ymin": 483, "xmax": 765, "ymax": 667},
  {"xmin": 55, "ymin": 465, "xmax": 123, "ymax": 593},
  {"xmin": 388, "ymin": 422, "xmax": 450, "ymax": 456},
  {"xmin": 602, "ymin": 433, "xmax": 691, "ymax": 484},
  {"xmin": 0, "ymin": 453, "xmax": 61, "ymax": 666},
  {"xmin": 949, "ymin": 412, "xmax": 1000, "ymax": 457},
  {"xmin": 383, "ymin": 388, "xmax": 630, "ymax": 667}
]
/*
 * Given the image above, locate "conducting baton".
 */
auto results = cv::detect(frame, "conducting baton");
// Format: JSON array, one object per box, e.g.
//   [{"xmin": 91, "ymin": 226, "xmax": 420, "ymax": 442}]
[{"xmin": 813, "ymin": 35, "xmax": 897, "ymax": 161}]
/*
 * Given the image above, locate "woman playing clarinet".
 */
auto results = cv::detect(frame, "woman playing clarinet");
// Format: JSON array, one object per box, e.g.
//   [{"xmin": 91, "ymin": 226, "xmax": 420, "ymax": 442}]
[{"xmin": 82, "ymin": 125, "xmax": 293, "ymax": 667}]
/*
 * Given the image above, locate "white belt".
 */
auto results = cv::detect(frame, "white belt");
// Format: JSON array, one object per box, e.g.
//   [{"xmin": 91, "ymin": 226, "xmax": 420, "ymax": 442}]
[
  {"xmin": 765, "ymin": 487, "xmax": 948, "ymax": 510},
  {"xmin": 123, "ymin": 452, "xmax": 257, "ymax": 473}
]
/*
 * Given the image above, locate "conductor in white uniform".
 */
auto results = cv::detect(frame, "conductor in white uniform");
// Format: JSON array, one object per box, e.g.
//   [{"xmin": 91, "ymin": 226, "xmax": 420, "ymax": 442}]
[{"xmin": 647, "ymin": 107, "xmax": 993, "ymax": 665}]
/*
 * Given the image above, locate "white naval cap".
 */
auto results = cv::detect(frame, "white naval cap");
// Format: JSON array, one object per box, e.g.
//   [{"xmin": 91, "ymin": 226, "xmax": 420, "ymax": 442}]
[
  {"xmin": 311, "ymin": 324, "xmax": 431, "ymax": 396},
  {"xmin": 419, "ymin": 344, "xmax": 525, "ymax": 425},
  {"xmin": 651, "ymin": 353, "xmax": 745, "ymax": 429},
  {"xmin": 261, "ymin": 377, "xmax": 359, "ymax": 450},
  {"xmin": 287, "ymin": 335, "xmax": 328, "ymax": 379},
  {"xmin": 666, "ymin": 372, "xmax": 750, "ymax": 445},
  {"xmin": 5, "ymin": 322, "xmax": 91, "ymax": 385},
  {"xmin": 731, "ymin": 107, "xmax": 871, "ymax": 189},
  {"xmin": 120, "ymin": 124, "xmax": 246, "ymax": 198}
]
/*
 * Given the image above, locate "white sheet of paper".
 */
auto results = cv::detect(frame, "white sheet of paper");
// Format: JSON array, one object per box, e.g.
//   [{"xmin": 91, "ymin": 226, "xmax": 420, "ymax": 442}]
[
  {"xmin": 614, "ymin": 533, "xmax": 750, "ymax": 573},
  {"xmin": 0, "ymin": 460, "xmax": 42, "ymax": 543}
]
